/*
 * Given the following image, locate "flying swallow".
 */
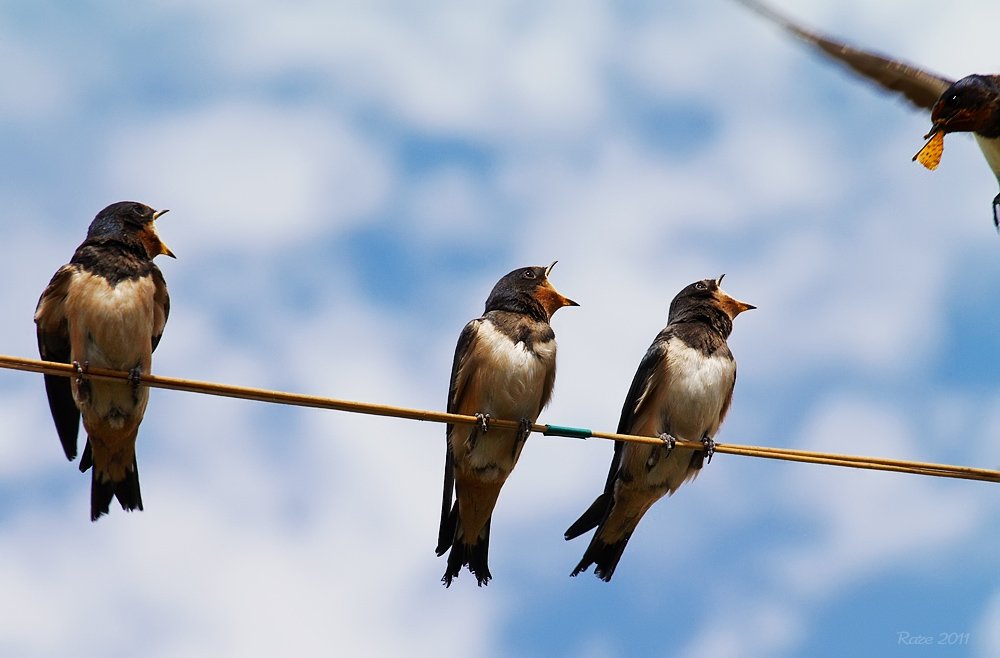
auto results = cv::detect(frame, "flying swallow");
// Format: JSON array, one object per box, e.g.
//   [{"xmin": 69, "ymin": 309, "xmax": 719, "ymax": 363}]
[
  {"xmin": 436, "ymin": 263, "xmax": 578, "ymax": 586},
  {"xmin": 736, "ymin": 0, "xmax": 1000, "ymax": 227},
  {"xmin": 565, "ymin": 276, "xmax": 753, "ymax": 581},
  {"xmin": 35, "ymin": 201, "xmax": 173, "ymax": 521}
]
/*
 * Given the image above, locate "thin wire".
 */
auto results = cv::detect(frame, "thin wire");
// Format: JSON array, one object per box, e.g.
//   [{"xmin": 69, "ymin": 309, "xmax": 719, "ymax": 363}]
[{"xmin": 1, "ymin": 353, "xmax": 997, "ymax": 484}]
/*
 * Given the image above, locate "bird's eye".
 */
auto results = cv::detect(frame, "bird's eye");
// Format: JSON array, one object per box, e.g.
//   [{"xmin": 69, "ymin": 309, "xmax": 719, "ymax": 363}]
[
  {"xmin": 522, "ymin": 270, "xmax": 537, "ymax": 280},
  {"xmin": 695, "ymin": 282, "xmax": 707, "ymax": 291}
]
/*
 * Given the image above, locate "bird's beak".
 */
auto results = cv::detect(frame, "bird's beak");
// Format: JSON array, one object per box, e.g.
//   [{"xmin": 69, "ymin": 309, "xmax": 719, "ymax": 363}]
[
  {"xmin": 928, "ymin": 101, "xmax": 985, "ymax": 136},
  {"xmin": 151, "ymin": 209, "xmax": 176, "ymax": 258},
  {"xmin": 542, "ymin": 280, "xmax": 579, "ymax": 310},
  {"xmin": 714, "ymin": 276, "xmax": 754, "ymax": 319},
  {"xmin": 720, "ymin": 295, "xmax": 755, "ymax": 318},
  {"xmin": 538, "ymin": 261, "xmax": 579, "ymax": 314}
]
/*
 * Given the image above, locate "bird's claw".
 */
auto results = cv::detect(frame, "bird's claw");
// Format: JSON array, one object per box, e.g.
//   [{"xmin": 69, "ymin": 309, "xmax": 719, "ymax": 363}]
[
  {"xmin": 475, "ymin": 413, "xmax": 491, "ymax": 434},
  {"xmin": 517, "ymin": 418, "xmax": 533, "ymax": 443},
  {"xmin": 72, "ymin": 360, "xmax": 91, "ymax": 402},
  {"xmin": 992, "ymin": 194, "xmax": 999, "ymax": 230},
  {"xmin": 128, "ymin": 367, "xmax": 142, "ymax": 389},
  {"xmin": 701, "ymin": 435, "xmax": 717, "ymax": 464},
  {"xmin": 658, "ymin": 433, "xmax": 676, "ymax": 454},
  {"xmin": 72, "ymin": 360, "xmax": 90, "ymax": 387}
]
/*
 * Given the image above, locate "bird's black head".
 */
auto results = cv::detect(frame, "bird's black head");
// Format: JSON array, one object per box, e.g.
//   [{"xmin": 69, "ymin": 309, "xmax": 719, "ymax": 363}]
[
  {"xmin": 484, "ymin": 262, "xmax": 579, "ymax": 322},
  {"xmin": 86, "ymin": 201, "xmax": 175, "ymax": 260},
  {"xmin": 930, "ymin": 75, "xmax": 1000, "ymax": 138},
  {"xmin": 668, "ymin": 274, "xmax": 755, "ymax": 335}
]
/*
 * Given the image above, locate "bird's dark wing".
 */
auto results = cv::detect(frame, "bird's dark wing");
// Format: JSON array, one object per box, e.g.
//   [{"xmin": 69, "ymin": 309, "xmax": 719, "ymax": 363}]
[
  {"xmin": 717, "ymin": 363, "xmax": 737, "ymax": 428},
  {"xmin": 606, "ymin": 332, "xmax": 671, "ymax": 492},
  {"xmin": 437, "ymin": 319, "xmax": 481, "ymax": 553},
  {"xmin": 564, "ymin": 333, "xmax": 670, "ymax": 541},
  {"xmin": 150, "ymin": 265, "xmax": 170, "ymax": 352},
  {"xmin": 34, "ymin": 264, "xmax": 80, "ymax": 460},
  {"xmin": 738, "ymin": 0, "xmax": 953, "ymax": 110}
]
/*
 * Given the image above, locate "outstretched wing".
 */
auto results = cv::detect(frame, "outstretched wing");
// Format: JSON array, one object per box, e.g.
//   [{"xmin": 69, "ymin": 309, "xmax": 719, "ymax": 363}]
[{"xmin": 738, "ymin": 0, "xmax": 953, "ymax": 110}]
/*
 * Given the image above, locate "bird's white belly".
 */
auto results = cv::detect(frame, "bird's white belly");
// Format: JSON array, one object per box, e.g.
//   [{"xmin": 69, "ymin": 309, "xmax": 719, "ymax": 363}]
[
  {"xmin": 64, "ymin": 272, "xmax": 155, "ymax": 427},
  {"xmin": 473, "ymin": 322, "xmax": 553, "ymax": 422},
  {"xmin": 65, "ymin": 272, "xmax": 155, "ymax": 370},
  {"xmin": 660, "ymin": 337, "xmax": 733, "ymax": 441},
  {"xmin": 462, "ymin": 323, "xmax": 555, "ymax": 475}
]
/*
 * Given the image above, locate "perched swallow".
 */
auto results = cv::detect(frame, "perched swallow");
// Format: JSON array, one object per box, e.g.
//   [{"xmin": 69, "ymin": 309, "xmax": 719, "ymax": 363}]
[
  {"xmin": 436, "ymin": 263, "xmax": 578, "ymax": 586},
  {"xmin": 736, "ymin": 0, "xmax": 1000, "ymax": 227},
  {"xmin": 565, "ymin": 276, "xmax": 753, "ymax": 581},
  {"xmin": 35, "ymin": 201, "xmax": 173, "ymax": 521}
]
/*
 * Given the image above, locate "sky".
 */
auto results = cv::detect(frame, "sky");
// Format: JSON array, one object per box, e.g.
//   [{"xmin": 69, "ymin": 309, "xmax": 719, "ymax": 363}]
[{"xmin": 0, "ymin": 0, "xmax": 998, "ymax": 656}]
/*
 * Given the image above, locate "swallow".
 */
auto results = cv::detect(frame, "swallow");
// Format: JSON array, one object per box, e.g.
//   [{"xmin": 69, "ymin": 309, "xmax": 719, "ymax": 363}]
[
  {"xmin": 436, "ymin": 263, "xmax": 578, "ymax": 586},
  {"xmin": 35, "ymin": 201, "xmax": 173, "ymax": 521},
  {"xmin": 565, "ymin": 276, "xmax": 753, "ymax": 581},
  {"xmin": 736, "ymin": 0, "xmax": 1000, "ymax": 227}
]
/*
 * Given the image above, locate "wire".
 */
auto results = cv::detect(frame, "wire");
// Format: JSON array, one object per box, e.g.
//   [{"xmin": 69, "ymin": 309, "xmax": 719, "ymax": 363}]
[{"xmin": 2, "ymin": 353, "xmax": 997, "ymax": 484}]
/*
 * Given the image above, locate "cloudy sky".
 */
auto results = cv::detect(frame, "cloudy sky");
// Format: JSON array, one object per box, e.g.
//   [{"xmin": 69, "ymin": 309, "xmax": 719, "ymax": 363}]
[{"xmin": 1, "ymin": 0, "xmax": 998, "ymax": 655}]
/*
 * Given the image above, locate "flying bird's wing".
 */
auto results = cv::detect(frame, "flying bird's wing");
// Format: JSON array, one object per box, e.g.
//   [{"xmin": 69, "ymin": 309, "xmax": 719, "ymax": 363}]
[
  {"xmin": 34, "ymin": 264, "xmax": 80, "ymax": 460},
  {"xmin": 437, "ymin": 319, "xmax": 481, "ymax": 554},
  {"xmin": 738, "ymin": 0, "xmax": 953, "ymax": 110}
]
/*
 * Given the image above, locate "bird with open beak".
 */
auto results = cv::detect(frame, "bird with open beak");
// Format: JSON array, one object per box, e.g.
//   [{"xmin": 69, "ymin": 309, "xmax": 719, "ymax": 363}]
[
  {"xmin": 735, "ymin": 0, "xmax": 1000, "ymax": 228},
  {"xmin": 566, "ymin": 275, "xmax": 753, "ymax": 581},
  {"xmin": 437, "ymin": 262, "xmax": 578, "ymax": 586},
  {"xmin": 35, "ymin": 201, "xmax": 173, "ymax": 521}
]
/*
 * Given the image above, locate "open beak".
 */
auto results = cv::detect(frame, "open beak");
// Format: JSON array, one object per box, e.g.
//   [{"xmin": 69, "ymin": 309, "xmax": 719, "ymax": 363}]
[
  {"xmin": 151, "ymin": 209, "xmax": 176, "ymax": 258},
  {"xmin": 715, "ymin": 275, "xmax": 754, "ymax": 318},
  {"xmin": 540, "ymin": 261, "xmax": 579, "ymax": 311}
]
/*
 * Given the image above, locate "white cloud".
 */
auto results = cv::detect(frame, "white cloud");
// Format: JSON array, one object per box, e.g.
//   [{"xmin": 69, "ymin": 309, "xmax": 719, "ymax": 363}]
[{"xmin": 100, "ymin": 103, "xmax": 392, "ymax": 252}]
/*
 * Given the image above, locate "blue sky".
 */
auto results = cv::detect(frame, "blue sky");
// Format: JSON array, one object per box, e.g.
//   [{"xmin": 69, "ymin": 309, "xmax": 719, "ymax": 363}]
[{"xmin": 1, "ymin": 0, "xmax": 998, "ymax": 656}]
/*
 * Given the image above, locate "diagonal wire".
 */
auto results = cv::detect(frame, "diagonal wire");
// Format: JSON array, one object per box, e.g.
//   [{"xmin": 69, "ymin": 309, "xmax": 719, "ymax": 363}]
[{"xmin": 1, "ymin": 353, "xmax": 997, "ymax": 484}]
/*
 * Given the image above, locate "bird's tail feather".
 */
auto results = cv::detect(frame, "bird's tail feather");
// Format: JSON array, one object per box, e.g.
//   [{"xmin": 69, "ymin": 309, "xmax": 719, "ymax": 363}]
[
  {"xmin": 436, "ymin": 501, "xmax": 459, "ymax": 557},
  {"xmin": 441, "ymin": 518, "xmax": 492, "ymax": 587},
  {"xmin": 570, "ymin": 533, "xmax": 631, "ymax": 582},
  {"xmin": 564, "ymin": 492, "xmax": 611, "ymax": 540},
  {"xmin": 89, "ymin": 456, "xmax": 143, "ymax": 522}
]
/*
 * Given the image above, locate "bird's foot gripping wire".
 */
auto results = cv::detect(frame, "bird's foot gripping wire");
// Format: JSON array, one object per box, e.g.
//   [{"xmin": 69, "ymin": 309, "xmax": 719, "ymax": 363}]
[
  {"xmin": 128, "ymin": 366, "xmax": 142, "ymax": 389},
  {"xmin": 475, "ymin": 413, "xmax": 491, "ymax": 434},
  {"xmin": 992, "ymin": 193, "xmax": 999, "ymax": 230},
  {"xmin": 128, "ymin": 366, "xmax": 143, "ymax": 403},
  {"xmin": 701, "ymin": 435, "xmax": 717, "ymax": 465},
  {"xmin": 517, "ymin": 418, "xmax": 533, "ymax": 443},
  {"xmin": 658, "ymin": 433, "xmax": 676, "ymax": 455},
  {"xmin": 466, "ymin": 412, "xmax": 491, "ymax": 450},
  {"xmin": 72, "ymin": 360, "xmax": 91, "ymax": 402}
]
